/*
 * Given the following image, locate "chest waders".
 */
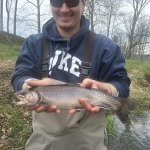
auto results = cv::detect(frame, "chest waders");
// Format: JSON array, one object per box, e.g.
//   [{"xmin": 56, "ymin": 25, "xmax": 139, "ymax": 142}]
[{"xmin": 25, "ymin": 31, "xmax": 107, "ymax": 150}]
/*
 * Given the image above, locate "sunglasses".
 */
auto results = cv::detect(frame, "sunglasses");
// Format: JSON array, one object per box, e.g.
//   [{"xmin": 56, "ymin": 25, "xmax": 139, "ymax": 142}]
[{"xmin": 50, "ymin": 0, "xmax": 80, "ymax": 8}]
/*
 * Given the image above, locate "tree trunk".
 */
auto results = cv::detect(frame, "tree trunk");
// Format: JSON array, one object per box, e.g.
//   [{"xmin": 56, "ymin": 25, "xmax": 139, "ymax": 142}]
[
  {"xmin": 6, "ymin": 0, "xmax": 12, "ymax": 33},
  {"xmin": 90, "ymin": 0, "xmax": 94, "ymax": 31},
  {"xmin": 0, "ymin": 0, "xmax": 3, "ymax": 32},
  {"xmin": 14, "ymin": 0, "xmax": 18, "ymax": 35},
  {"xmin": 37, "ymin": 0, "xmax": 41, "ymax": 33}
]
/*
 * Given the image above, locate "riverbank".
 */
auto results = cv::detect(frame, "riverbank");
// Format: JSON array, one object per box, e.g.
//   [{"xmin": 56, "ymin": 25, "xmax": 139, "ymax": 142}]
[{"xmin": 126, "ymin": 60, "xmax": 150, "ymax": 114}]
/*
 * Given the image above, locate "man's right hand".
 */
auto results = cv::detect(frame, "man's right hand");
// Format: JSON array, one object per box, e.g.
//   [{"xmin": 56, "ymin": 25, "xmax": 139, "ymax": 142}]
[{"xmin": 23, "ymin": 78, "xmax": 61, "ymax": 113}]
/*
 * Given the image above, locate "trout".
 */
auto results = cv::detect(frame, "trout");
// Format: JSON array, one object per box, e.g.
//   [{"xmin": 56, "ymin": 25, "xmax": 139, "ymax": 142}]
[{"xmin": 14, "ymin": 80, "xmax": 129, "ymax": 124}]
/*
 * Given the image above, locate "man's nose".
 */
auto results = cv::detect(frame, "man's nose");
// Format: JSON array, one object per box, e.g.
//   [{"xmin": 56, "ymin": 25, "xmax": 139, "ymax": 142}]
[{"xmin": 59, "ymin": 3, "xmax": 70, "ymax": 13}]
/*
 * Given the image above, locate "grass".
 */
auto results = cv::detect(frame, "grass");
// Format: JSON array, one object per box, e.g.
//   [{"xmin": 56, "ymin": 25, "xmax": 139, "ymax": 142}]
[
  {"xmin": 0, "ymin": 106, "xmax": 32, "ymax": 150},
  {"xmin": 105, "ymin": 113, "xmax": 117, "ymax": 137},
  {"xmin": 0, "ymin": 42, "xmax": 20, "ymax": 60},
  {"xmin": 125, "ymin": 60, "xmax": 150, "ymax": 114},
  {"xmin": 0, "ymin": 60, "xmax": 32, "ymax": 149},
  {"xmin": 126, "ymin": 60, "xmax": 150, "ymax": 84},
  {"xmin": 0, "ymin": 42, "xmax": 150, "ymax": 149}
]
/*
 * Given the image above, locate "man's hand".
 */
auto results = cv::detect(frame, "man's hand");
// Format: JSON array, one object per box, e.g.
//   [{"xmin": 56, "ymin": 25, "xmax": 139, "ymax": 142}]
[
  {"xmin": 69, "ymin": 78, "xmax": 101, "ymax": 114},
  {"xmin": 24, "ymin": 78, "xmax": 61, "ymax": 113},
  {"xmin": 69, "ymin": 78, "xmax": 117, "ymax": 114}
]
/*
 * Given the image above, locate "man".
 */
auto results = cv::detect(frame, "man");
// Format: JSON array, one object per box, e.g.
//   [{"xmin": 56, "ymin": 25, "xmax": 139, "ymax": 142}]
[{"xmin": 11, "ymin": 0, "xmax": 130, "ymax": 149}]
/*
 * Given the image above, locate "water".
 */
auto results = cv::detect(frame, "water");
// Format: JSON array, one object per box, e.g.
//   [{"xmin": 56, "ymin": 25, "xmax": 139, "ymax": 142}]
[{"xmin": 107, "ymin": 111, "xmax": 150, "ymax": 150}]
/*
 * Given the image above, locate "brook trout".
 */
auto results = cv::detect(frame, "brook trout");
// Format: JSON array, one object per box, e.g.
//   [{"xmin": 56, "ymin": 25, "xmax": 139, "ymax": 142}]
[{"xmin": 14, "ymin": 80, "xmax": 129, "ymax": 124}]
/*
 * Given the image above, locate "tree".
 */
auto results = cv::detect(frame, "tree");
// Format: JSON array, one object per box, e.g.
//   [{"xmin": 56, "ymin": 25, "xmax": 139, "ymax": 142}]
[
  {"xmin": 6, "ymin": 0, "xmax": 13, "ymax": 33},
  {"xmin": 126, "ymin": 0, "xmax": 150, "ymax": 59},
  {"xmin": 85, "ymin": 0, "xmax": 124, "ymax": 38},
  {"xmin": 85, "ymin": 0, "xmax": 95, "ymax": 31},
  {"xmin": 132, "ymin": 17, "xmax": 150, "ymax": 59},
  {"xmin": 14, "ymin": 0, "xmax": 18, "ymax": 35},
  {"xmin": 27, "ymin": 0, "xmax": 45, "ymax": 33},
  {"xmin": 0, "ymin": 0, "xmax": 3, "ymax": 32},
  {"xmin": 100, "ymin": 0, "xmax": 123, "ymax": 38}
]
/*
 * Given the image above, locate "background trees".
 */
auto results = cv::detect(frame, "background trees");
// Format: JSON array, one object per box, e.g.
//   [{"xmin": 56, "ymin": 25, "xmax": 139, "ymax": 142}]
[
  {"xmin": 125, "ymin": 0, "xmax": 150, "ymax": 59},
  {"xmin": 26, "ymin": 0, "xmax": 45, "ymax": 33},
  {"xmin": 1, "ymin": 0, "xmax": 150, "ymax": 60}
]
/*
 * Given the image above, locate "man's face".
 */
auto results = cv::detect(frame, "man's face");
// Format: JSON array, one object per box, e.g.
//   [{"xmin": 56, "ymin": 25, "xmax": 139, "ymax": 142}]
[{"xmin": 50, "ymin": 0, "xmax": 86, "ymax": 31}]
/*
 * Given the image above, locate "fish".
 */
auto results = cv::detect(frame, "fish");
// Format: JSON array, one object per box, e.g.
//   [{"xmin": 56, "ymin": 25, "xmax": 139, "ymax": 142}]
[{"xmin": 13, "ymin": 79, "xmax": 130, "ymax": 124}]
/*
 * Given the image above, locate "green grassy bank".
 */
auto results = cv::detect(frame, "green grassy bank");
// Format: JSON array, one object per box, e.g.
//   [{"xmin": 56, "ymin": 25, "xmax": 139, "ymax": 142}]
[
  {"xmin": 126, "ymin": 60, "xmax": 150, "ymax": 114},
  {"xmin": 0, "ymin": 42, "xmax": 19, "ymax": 60}
]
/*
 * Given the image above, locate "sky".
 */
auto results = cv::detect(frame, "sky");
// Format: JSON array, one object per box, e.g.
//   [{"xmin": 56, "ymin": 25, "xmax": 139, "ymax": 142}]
[{"xmin": 3, "ymin": 0, "xmax": 51, "ymax": 37}]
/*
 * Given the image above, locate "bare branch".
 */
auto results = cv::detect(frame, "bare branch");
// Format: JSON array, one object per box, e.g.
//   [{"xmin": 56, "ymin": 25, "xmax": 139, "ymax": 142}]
[
  {"xmin": 26, "ymin": 0, "xmax": 37, "ymax": 8},
  {"xmin": 40, "ymin": 0, "xmax": 45, "ymax": 6}
]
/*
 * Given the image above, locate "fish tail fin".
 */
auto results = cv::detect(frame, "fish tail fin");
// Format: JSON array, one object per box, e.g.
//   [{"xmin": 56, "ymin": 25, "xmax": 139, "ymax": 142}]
[{"xmin": 116, "ymin": 101, "xmax": 131, "ymax": 125}]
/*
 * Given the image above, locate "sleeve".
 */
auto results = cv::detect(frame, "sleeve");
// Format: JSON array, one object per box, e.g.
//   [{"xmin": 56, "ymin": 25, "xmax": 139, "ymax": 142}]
[
  {"xmin": 98, "ymin": 44, "xmax": 131, "ymax": 98},
  {"xmin": 11, "ymin": 35, "xmax": 42, "ymax": 92}
]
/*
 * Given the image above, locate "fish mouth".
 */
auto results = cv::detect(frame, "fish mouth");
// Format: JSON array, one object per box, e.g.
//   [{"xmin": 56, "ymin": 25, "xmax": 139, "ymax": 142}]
[
  {"xmin": 13, "ymin": 93, "xmax": 27, "ymax": 106},
  {"xmin": 14, "ymin": 94, "xmax": 25, "ymax": 101}
]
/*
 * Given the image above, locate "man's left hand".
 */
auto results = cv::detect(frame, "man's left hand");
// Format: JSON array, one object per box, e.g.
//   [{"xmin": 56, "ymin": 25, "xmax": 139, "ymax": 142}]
[{"xmin": 69, "ymin": 78, "xmax": 101, "ymax": 114}]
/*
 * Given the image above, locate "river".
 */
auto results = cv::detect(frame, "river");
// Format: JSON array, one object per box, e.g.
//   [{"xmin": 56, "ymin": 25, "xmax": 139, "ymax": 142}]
[{"xmin": 107, "ymin": 111, "xmax": 150, "ymax": 150}]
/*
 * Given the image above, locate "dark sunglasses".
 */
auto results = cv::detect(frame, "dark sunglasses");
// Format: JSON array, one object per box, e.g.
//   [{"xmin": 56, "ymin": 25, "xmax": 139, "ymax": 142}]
[{"xmin": 50, "ymin": 0, "xmax": 80, "ymax": 8}]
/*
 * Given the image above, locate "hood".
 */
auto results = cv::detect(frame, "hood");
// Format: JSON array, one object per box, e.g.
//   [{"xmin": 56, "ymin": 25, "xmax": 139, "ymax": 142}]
[{"xmin": 42, "ymin": 15, "xmax": 89, "ymax": 43}]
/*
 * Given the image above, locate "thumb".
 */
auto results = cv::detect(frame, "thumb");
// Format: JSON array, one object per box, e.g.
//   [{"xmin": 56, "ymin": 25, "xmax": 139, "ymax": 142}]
[
  {"xmin": 91, "ymin": 83, "xmax": 98, "ymax": 89},
  {"xmin": 25, "ymin": 79, "xmax": 41, "ymax": 87},
  {"xmin": 81, "ymin": 78, "xmax": 94, "ymax": 88}
]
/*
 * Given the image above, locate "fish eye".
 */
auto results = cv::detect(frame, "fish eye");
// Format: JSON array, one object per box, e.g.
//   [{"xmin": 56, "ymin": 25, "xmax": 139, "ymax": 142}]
[
  {"xmin": 25, "ymin": 91, "xmax": 39, "ymax": 103},
  {"xmin": 25, "ymin": 92, "xmax": 34, "ymax": 100}
]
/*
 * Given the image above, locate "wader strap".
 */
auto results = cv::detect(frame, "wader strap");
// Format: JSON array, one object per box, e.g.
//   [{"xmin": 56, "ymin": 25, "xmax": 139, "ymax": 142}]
[
  {"xmin": 79, "ymin": 31, "xmax": 96, "ymax": 83},
  {"xmin": 41, "ymin": 39, "xmax": 50, "ymax": 78}
]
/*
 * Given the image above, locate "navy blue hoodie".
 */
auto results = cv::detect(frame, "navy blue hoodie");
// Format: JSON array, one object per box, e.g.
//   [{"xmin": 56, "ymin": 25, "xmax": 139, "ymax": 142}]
[{"xmin": 11, "ymin": 15, "xmax": 130, "ymax": 98}]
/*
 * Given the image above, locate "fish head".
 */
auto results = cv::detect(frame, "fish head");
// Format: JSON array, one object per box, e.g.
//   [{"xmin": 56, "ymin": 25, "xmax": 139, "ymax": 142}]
[{"xmin": 14, "ymin": 89, "xmax": 40, "ymax": 106}]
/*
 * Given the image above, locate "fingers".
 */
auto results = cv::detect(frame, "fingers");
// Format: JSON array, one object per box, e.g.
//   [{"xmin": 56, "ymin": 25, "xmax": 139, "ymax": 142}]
[
  {"xmin": 26, "ymin": 79, "xmax": 48, "ymax": 87},
  {"xmin": 47, "ymin": 105, "xmax": 61, "ymax": 113},
  {"xmin": 91, "ymin": 106, "xmax": 100, "ymax": 112},
  {"xmin": 26, "ymin": 78, "xmax": 65, "ymax": 87},
  {"xmin": 81, "ymin": 78, "xmax": 94, "ymax": 88},
  {"xmin": 28, "ymin": 104, "xmax": 40, "ymax": 111},
  {"xmin": 28, "ymin": 105, "xmax": 60, "ymax": 113},
  {"xmin": 69, "ymin": 108, "xmax": 76, "ymax": 114},
  {"xmin": 81, "ymin": 78, "xmax": 117, "ymax": 96},
  {"xmin": 79, "ymin": 99, "xmax": 100, "ymax": 112},
  {"xmin": 22, "ymin": 82, "xmax": 32, "ymax": 90},
  {"xmin": 81, "ymin": 78, "xmax": 98, "ymax": 89},
  {"xmin": 80, "ymin": 99, "xmax": 93, "ymax": 111}
]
